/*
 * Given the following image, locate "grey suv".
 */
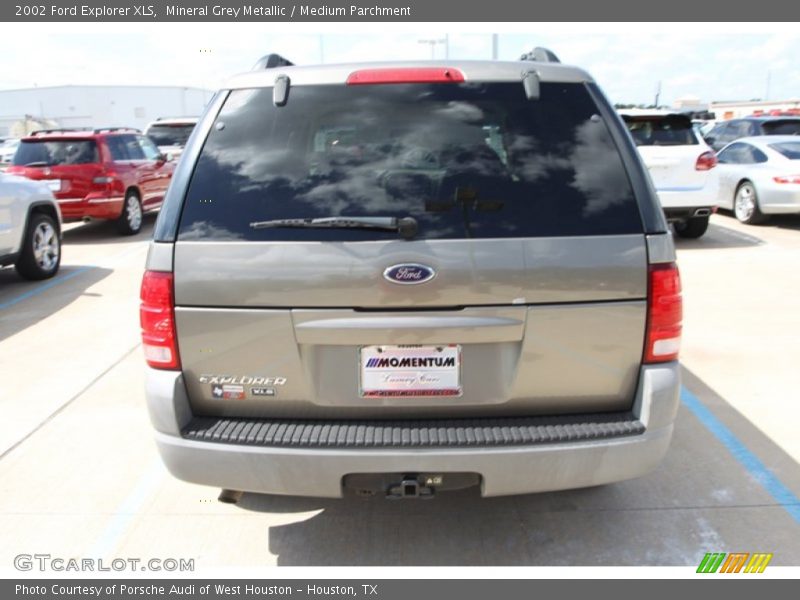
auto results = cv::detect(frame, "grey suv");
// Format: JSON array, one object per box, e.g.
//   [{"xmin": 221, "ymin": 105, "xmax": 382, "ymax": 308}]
[{"xmin": 141, "ymin": 51, "xmax": 682, "ymax": 498}]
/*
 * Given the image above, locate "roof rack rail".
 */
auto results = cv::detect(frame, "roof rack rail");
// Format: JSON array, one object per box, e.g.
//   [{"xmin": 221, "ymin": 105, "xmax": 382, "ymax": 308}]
[
  {"xmin": 93, "ymin": 127, "xmax": 141, "ymax": 134},
  {"xmin": 30, "ymin": 127, "xmax": 92, "ymax": 136},
  {"xmin": 252, "ymin": 53, "xmax": 294, "ymax": 70},
  {"xmin": 520, "ymin": 47, "xmax": 561, "ymax": 64}
]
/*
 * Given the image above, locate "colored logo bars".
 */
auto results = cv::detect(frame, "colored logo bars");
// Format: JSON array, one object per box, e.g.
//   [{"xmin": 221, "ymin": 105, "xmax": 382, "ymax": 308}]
[{"xmin": 697, "ymin": 552, "xmax": 773, "ymax": 573}]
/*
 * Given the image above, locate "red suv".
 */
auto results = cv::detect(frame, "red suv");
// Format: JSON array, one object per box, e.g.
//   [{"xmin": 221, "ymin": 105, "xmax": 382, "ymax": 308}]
[{"xmin": 7, "ymin": 128, "xmax": 174, "ymax": 235}]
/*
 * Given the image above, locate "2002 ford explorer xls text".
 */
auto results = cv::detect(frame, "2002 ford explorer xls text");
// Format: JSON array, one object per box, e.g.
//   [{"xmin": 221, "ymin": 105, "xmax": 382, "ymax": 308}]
[{"xmin": 140, "ymin": 50, "xmax": 683, "ymax": 499}]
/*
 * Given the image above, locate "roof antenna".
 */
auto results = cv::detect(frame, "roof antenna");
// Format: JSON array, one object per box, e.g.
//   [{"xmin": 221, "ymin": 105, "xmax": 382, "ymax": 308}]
[
  {"xmin": 252, "ymin": 54, "xmax": 294, "ymax": 70},
  {"xmin": 520, "ymin": 47, "xmax": 560, "ymax": 64}
]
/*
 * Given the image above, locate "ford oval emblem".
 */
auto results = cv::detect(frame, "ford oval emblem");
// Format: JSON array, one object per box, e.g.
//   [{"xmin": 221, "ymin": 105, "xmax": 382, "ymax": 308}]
[{"xmin": 383, "ymin": 263, "xmax": 436, "ymax": 285}]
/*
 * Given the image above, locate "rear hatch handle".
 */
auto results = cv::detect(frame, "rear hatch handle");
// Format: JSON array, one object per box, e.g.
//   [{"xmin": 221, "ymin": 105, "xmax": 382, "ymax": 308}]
[{"xmin": 249, "ymin": 216, "xmax": 418, "ymax": 240}]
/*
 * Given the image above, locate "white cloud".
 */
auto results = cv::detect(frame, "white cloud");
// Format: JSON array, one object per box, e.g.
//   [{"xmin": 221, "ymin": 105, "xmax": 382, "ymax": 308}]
[{"xmin": 0, "ymin": 25, "xmax": 798, "ymax": 107}]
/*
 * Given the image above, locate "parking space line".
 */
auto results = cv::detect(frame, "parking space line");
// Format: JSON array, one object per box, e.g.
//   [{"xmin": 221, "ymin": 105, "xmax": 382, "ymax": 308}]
[
  {"xmin": 87, "ymin": 458, "xmax": 166, "ymax": 560},
  {"xmin": 681, "ymin": 387, "xmax": 800, "ymax": 524},
  {"xmin": 0, "ymin": 265, "xmax": 97, "ymax": 310},
  {"xmin": 0, "ymin": 344, "xmax": 141, "ymax": 461},
  {"xmin": 0, "ymin": 241, "xmax": 148, "ymax": 311}
]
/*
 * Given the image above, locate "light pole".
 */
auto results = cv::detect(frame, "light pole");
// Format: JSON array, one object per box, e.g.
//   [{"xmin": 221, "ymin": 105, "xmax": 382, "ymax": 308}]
[
  {"xmin": 418, "ymin": 38, "xmax": 446, "ymax": 59},
  {"xmin": 765, "ymin": 69, "xmax": 771, "ymax": 101}
]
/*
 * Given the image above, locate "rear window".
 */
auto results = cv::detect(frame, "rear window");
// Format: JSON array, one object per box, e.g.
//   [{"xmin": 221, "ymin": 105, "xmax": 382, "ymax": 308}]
[
  {"xmin": 622, "ymin": 114, "xmax": 698, "ymax": 146},
  {"xmin": 13, "ymin": 140, "xmax": 98, "ymax": 166},
  {"xmin": 762, "ymin": 120, "xmax": 800, "ymax": 135},
  {"xmin": 769, "ymin": 141, "xmax": 800, "ymax": 159},
  {"xmin": 178, "ymin": 82, "xmax": 642, "ymax": 242},
  {"xmin": 146, "ymin": 124, "xmax": 195, "ymax": 147}
]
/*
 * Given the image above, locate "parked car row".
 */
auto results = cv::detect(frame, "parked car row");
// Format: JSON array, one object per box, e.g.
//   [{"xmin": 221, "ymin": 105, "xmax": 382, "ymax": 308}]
[
  {"xmin": 0, "ymin": 119, "xmax": 198, "ymax": 280},
  {"xmin": 621, "ymin": 111, "xmax": 800, "ymax": 233}
]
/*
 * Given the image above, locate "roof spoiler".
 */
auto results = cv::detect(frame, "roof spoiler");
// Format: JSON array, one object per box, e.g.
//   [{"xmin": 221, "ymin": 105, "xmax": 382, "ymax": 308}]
[
  {"xmin": 520, "ymin": 47, "xmax": 560, "ymax": 64},
  {"xmin": 252, "ymin": 53, "xmax": 294, "ymax": 70}
]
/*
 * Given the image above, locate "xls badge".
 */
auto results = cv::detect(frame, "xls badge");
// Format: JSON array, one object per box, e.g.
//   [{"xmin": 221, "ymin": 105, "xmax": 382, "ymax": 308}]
[{"xmin": 251, "ymin": 387, "xmax": 276, "ymax": 397}]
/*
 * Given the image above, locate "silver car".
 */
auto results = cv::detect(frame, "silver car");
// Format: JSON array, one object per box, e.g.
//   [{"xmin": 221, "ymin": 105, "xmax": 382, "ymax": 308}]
[
  {"xmin": 715, "ymin": 136, "xmax": 800, "ymax": 224},
  {"xmin": 141, "ymin": 52, "xmax": 682, "ymax": 499},
  {"xmin": 0, "ymin": 173, "xmax": 62, "ymax": 280}
]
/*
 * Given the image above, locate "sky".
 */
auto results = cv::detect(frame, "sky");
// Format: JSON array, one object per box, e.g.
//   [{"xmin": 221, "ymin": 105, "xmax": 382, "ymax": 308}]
[{"xmin": 0, "ymin": 23, "xmax": 798, "ymax": 107}]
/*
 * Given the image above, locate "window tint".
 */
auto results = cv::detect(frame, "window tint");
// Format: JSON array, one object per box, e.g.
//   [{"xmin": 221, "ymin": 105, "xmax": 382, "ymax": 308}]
[
  {"xmin": 730, "ymin": 121, "xmax": 755, "ymax": 138},
  {"xmin": 13, "ymin": 140, "xmax": 98, "ymax": 166},
  {"xmin": 179, "ymin": 83, "xmax": 642, "ymax": 242},
  {"xmin": 138, "ymin": 136, "xmax": 162, "ymax": 160},
  {"xmin": 622, "ymin": 114, "xmax": 697, "ymax": 146},
  {"xmin": 146, "ymin": 124, "xmax": 195, "ymax": 147},
  {"xmin": 761, "ymin": 120, "xmax": 800, "ymax": 135},
  {"xmin": 712, "ymin": 123, "xmax": 733, "ymax": 142},
  {"xmin": 105, "ymin": 136, "xmax": 129, "ymax": 160},
  {"xmin": 708, "ymin": 123, "xmax": 726, "ymax": 138},
  {"xmin": 751, "ymin": 146, "xmax": 769, "ymax": 163},
  {"xmin": 717, "ymin": 142, "xmax": 767, "ymax": 165},
  {"xmin": 120, "ymin": 135, "xmax": 145, "ymax": 160},
  {"xmin": 769, "ymin": 141, "xmax": 800, "ymax": 160}
]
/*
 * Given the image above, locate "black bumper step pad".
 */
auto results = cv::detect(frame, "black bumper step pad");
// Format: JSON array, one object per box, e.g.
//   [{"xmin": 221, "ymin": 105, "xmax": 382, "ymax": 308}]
[{"xmin": 181, "ymin": 412, "xmax": 645, "ymax": 449}]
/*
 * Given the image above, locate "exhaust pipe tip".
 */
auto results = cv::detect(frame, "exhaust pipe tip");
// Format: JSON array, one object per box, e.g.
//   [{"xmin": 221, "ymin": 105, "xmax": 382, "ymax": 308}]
[
  {"xmin": 217, "ymin": 489, "xmax": 244, "ymax": 504},
  {"xmin": 693, "ymin": 208, "xmax": 711, "ymax": 217}
]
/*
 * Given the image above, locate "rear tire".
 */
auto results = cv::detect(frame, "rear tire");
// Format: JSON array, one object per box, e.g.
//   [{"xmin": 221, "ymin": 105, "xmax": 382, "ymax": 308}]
[
  {"xmin": 15, "ymin": 213, "xmax": 61, "ymax": 280},
  {"xmin": 734, "ymin": 181, "xmax": 768, "ymax": 225},
  {"xmin": 116, "ymin": 191, "xmax": 143, "ymax": 235},
  {"xmin": 674, "ymin": 215, "xmax": 709, "ymax": 239}
]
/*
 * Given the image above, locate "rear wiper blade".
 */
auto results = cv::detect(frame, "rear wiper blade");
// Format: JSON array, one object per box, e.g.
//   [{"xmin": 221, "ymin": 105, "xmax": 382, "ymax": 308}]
[
  {"xmin": 249, "ymin": 216, "xmax": 418, "ymax": 240},
  {"xmin": 24, "ymin": 161, "xmax": 50, "ymax": 167}
]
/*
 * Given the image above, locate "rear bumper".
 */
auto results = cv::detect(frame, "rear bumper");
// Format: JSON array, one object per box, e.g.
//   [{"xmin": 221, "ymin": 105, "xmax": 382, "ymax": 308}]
[
  {"xmin": 656, "ymin": 178, "xmax": 718, "ymax": 213},
  {"xmin": 760, "ymin": 185, "xmax": 800, "ymax": 214},
  {"xmin": 146, "ymin": 363, "xmax": 681, "ymax": 497}
]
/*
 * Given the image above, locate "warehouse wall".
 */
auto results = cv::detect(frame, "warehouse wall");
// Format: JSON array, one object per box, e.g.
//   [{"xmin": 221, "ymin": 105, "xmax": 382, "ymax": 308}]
[{"xmin": 0, "ymin": 85, "xmax": 212, "ymax": 136}]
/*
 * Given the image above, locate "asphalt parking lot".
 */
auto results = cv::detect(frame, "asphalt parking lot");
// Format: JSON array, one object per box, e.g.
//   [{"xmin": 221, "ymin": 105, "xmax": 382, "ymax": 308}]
[{"xmin": 0, "ymin": 212, "xmax": 799, "ymax": 568}]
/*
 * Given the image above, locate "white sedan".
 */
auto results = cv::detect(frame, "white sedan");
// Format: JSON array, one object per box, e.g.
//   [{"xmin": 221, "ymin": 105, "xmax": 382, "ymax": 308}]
[{"xmin": 715, "ymin": 136, "xmax": 800, "ymax": 224}]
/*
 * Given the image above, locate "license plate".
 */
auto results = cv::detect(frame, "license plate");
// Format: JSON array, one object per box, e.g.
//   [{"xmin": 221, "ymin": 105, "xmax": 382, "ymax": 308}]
[
  {"xmin": 45, "ymin": 180, "xmax": 62, "ymax": 192},
  {"xmin": 359, "ymin": 345, "xmax": 461, "ymax": 398}
]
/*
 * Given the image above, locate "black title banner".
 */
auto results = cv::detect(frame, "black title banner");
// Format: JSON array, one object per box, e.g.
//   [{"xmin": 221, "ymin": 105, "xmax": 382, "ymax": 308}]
[
  {"xmin": 3, "ymin": 0, "xmax": 800, "ymax": 21},
  {"xmin": 5, "ymin": 579, "xmax": 797, "ymax": 600}
]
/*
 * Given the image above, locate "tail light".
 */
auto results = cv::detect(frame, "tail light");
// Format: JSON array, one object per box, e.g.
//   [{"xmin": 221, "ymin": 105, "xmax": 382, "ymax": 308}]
[
  {"xmin": 695, "ymin": 151, "xmax": 717, "ymax": 171},
  {"xmin": 644, "ymin": 263, "xmax": 682, "ymax": 364},
  {"xmin": 92, "ymin": 170, "xmax": 119, "ymax": 191},
  {"xmin": 773, "ymin": 175, "xmax": 800, "ymax": 184},
  {"xmin": 140, "ymin": 271, "xmax": 180, "ymax": 370}
]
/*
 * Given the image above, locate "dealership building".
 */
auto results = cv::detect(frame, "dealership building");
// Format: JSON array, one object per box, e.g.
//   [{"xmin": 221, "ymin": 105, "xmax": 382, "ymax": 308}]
[
  {"xmin": 708, "ymin": 98, "xmax": 800, "ymax": 120},
  {"xmin": 0, "ymin": 85, "xmax": 211, "ymax": 137}
]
